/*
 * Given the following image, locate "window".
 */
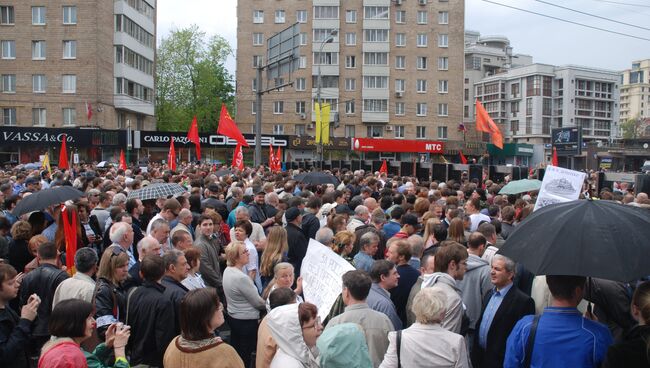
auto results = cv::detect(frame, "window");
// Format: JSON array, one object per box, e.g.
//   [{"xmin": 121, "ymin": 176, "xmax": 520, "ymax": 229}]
[
  {"xmin": 299, "ymin": 33, "xmax": 307, "ymax": 45},
  {"xmin": 115, "ymin": 15, "xmax": 154, "ymax": 48},
  {"xmin": 32, "ymin": 6, "xmax": 46, "ymax": 25},
  {"xmin": 510, "ymin": 120, "xmax": 519, "ymax": 133},
  {"xmin": 1, "ymin": 6, "xmax": 14, "ymax": 25},
  {"xmin": 416, "ymin": 126, "xmax": 426, "ymax": 138},
  {"xmin": 438, "ymin": 80, "xmax": 448, "ymax": 93},
  {"xmin": 345, "ymin": 78, "xmax": 356, "ymax": 91},
  {"xmin": 395, "ymin": 102, "xmax": 405, "ymax": 116},
  {"xmin": 437, "ymin": 126, "xmax": 448, "ymax": 139},
  {"xmin": 63, "ymin": 6, "xmax": 76, "ymax": 24},
  {"xmin": 364, "ymin": 29, "xmax": 389, "ymax": 42},
  {"xmin": 299, "ymin": 56, "xmax": 306, "ymax": 69},
  {"xmin": 1, "ymin": 74, "xmax": 15, "ymax": 93},
  {"xmin": 395, "ymin": 33, "xmax": 405, "ymax": 47},
  {"xmin": 367, "ymin": 125, "xmax": 384, "ymax": 138},
  {"xmin": 395, "ymin": 56, "xmax": 405, "ymax": 69},
  {"xmin": 296, "ymin": 10, "xmax": 307, "ymax": 23},
  {"xmin": 313, "ymin": 76, "xmax": 339, "ymax": 88},
  {"xmin": 295, "ymin": 124, "xmax": 306, "ymax": 136},
  {"xmin": 363, "ymin": 99, "xmax": 388, "ymax": 112},
  {"xmin": 313, "ymin": 52, "xmax": 338, "ymax": 65},
  {"xmin": 417, "ymin": 11, "xmax": 427, "ymax": 24},
  {"xmin": 364, "ymin": 52, "xmax": 388, "ymax": 65},
  {"xmin": 274, "ymin": 77, "xmax": 285, "ymax": 91},
  {"xmin": 346, "ymin": 101, "xmax": 355, "ymax": 114},
  {"xmin": 345, "ymin": 55, "xmax": 356, "ymax": 68},
  {"xmin": 33, "ymin": 108, "xmax": 46, "ymax": 126},
  {"xmin": 416, "ymin": 103, "xmax": 427, "ymax": 116},
  {"xmin": 313, "ymin": 98, "xmax": 338, "ymax": 111},
  {"xmin": 32, "ymin": 41, "xmax": 46, "ymax": 59},
  {"xmin": 526, "ymin": 98, "xmax": 533, "ymax": 115},
  {"xmin": 295, "ymin": 101, "xmax": 306, "ymax": 114},
  {"xmin": 438, "ymin": 11, "xmax": 449, "ymax": 24},
  {"xmin": 363, "ymin": 76, "xmax": 388, "ymax": 89},
  {"xmin": 345, "ymin": 9, "xmax": 356, "ymax": 22},
  {"xmin": 314, "ymin": 6, "xmax": 339, "ymax": 19},
  {"xmin": 253, "ymin": 33, "xmax": 263, "ymax": 46},
  {"xmin": 273, "ymin": 124, "xmax": 284, "ymax": 134},
  {"xmin": 395, "ymin": 79, "xmax": 405, "ymax": 92},
  {"xmin": 251, "ymin": 78, "xmax": 257, "ymax": 92},
  {"xmin": 33, "ymin": 74, "xmax": 47, "ymax": 93},
  {"xmin": 62, "ymin": 75, "xmax": 76, "ymax": 93},
  {"xmin": 417, "ymin": 34, "xmax": 428, "ymax": 47},
  {"xmin": 273, "ymin": 101, "xmax": 284, "ymax": 114},
  {"xmin": 253, "ymin": 10, "xmax": 264, "ymax": 23},
  {"xmin": 295, "ymin": 77, "xmax": 306, "ymax": 91},
  {"xmin": 3, "ymin": 108, "xmax": 16, "ymax": 126},
  {"xmin": 395, "ymin": 10, "xmax": 406, "ymax": 23},
  {"xmin": 275, "ymin": 10, "xmax": 285, "ymax": 23},
  {"xmin": 417, "ymin": 56, "xmax": 427, "ymax": 70},
  {"xmin": 252, "ymin": 55, "xmax": 263, "ymax": 67},
  {"xmin": 345, "ymin": 32, "xmax": 356, "ymax": 45},
  {"xmin": 2, "ymin": 40, "xmax": 15, "ymax": 59},
  {"xmin": 395, "ymin": 125, "xmax": 405, "ymax": 138},
  {"xmin": 63, "ymin": 40, "xmax": 76, "ymax": 59},
  {"xmin": 438, "ymin": 57, "xmax": 448, "ymax": 70},
  {"xmin": 438, "ymin": 103, "xmax": 448, "ymax": 116},
  {"xmin": 313, "ymin": 29, "xmax": 338, "ymax": 42},
  {"xmin": 63, "ymin": 108, "xmax": 76, "ymax": 126},
  {"xmin": 465, "ymin": 88, "xmax": 469, "ymax": 100},
  {"xmin": 416, "ymin": 79, "xmax": 427, "ymax": 93},
  {"xmin": 251, "ymin": 102, "xmax": 256, "ymax": 115},
  {"xmin": 345, "ymin": 125, "xmax": 355, "ymax": 137},
  {"xmin": 438, "ymin": 34, "xmax": 448, "ymax": 48},
  {"xmin": 364, "ymin": 6, "xmax": 389, "ymax": 19}
]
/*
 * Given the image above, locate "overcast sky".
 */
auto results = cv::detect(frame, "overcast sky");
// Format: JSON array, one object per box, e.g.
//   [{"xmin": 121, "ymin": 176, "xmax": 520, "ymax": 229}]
[{"xmin": 157, "ymin": 0, "xmax": 650, "ymax": 74}]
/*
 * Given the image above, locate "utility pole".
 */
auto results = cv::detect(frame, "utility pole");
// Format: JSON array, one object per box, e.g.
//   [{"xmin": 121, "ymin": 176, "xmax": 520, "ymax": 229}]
[{"xmin": 316, "ymin": 30, "xmax": 337, "ymax": 171}]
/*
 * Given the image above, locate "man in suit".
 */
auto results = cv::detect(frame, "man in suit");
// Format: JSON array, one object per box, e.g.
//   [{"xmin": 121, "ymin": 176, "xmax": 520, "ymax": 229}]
[{"xmin": 472, "ymin": 254, "xmax": 535, "ymax": 368}]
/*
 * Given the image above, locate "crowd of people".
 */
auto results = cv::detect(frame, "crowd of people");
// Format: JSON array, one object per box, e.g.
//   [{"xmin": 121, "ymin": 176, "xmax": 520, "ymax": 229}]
[{"xmin": 0, "ymin": 162, "xmax": 648, "ymax": 368}]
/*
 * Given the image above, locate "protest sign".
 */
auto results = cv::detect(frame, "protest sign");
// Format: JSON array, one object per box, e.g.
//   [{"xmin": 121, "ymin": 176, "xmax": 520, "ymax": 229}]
[
  {"xmin": 534, "ymin": 165, "xmax": 586, "ymax": 211},
  {"xmin": 301, "ymin": 239, "xmax": 355, "ymax": 319}
]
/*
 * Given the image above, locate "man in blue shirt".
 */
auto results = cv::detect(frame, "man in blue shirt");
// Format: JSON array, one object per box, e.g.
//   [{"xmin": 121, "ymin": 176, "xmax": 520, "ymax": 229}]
[
  {"xmin": 504, "ymin": 275, "xmax": 613, "ymax": 368},
  {"xmin": 366, "ymin": 259, "xmax": 402, "ymax": 330},
  {"xmin": 353, "ymin": 232, "xmax": 379, "ymax": 273}
]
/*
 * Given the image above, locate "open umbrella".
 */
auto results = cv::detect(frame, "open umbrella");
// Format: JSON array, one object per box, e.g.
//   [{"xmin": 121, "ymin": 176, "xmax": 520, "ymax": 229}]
[
  {"xmin": 127, "ymin": 182, "xmax": 187, "ymax": 201},
  {"xmin": 298, "ymin": 172, "xmax": 340, "ymax": 186},
  {"xmin": 497, "ymin": 199, "xmax": 650, "ymax": 282},
  {"xmin": 498, "ymin": 179, "xmax": 542, "ymax": 195},
  {"xmin": 215, "ymin": 168, "xmax": 233, "ymax": 177},
  {"xmin": 12, "ymin": 186, "xmax": 84, "ymax": 217},
  {"xmin": 293, "ymin": 172, "xmax": 307, "ymax": 182}
]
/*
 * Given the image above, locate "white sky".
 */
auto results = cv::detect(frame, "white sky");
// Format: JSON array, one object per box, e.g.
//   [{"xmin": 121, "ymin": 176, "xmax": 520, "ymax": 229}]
[{"xmin": 157, "ymin": 0, "xmax": 650, "ymax": 74}]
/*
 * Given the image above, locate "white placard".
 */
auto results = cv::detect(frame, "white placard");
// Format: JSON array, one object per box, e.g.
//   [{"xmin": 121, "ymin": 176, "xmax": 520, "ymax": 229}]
[
  {"xmin": 300, "ymin": 239, "xmax": 355, "ymax": 320},
  {"xmin": 73, "ymin": 154, "xmax": 79, "ymax": 164},
  {"xmin": 534, "ymin": 165, "xmax": 586, "ymax": 211}
]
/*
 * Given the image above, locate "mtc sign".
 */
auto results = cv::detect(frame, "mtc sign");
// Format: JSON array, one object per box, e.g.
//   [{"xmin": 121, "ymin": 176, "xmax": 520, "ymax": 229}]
[{"xmin": 352, "ymin": 138, "xmax": 444, "ymax": 153}]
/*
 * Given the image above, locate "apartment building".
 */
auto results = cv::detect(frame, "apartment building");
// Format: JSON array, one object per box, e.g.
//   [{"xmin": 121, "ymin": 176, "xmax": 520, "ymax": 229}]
[
  {"xmin": 620, "ymin": 59, "xmax": 650, "ymax": 123},
  {"xmin": 236, "ymin": 0, "xmax": 465, "ymax": 159}
]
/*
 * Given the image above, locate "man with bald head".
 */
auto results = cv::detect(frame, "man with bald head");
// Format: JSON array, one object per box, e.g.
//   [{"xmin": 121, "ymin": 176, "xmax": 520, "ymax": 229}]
[
  {"xmin": 170, "ymin": 208, "xmax": 194, "ymax": 240},
  {"xmin": 364, "ymin": 197, "xmax": 378, "ymax": 212}
]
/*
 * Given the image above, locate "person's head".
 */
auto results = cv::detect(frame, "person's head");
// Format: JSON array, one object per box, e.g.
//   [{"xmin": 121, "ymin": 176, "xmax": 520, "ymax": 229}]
[
  {"xmin": 137, "ymin": 236, "xmax": 162, "ymax": 259},
  {"xmin": 0, "ymin": 263, "xmax": 18, "ymax": 302},
  {"xmin": 315, "ymin": 227, "xmax": 334, "ymax": 247},
  {"xmin": 341, "ymin": 270, "xmax": 372, "ymax": 304},
  {"xmin": 354, "ymin": 205, "xmax": 370, "ymax": 222},
  {"xmin": 254, "ymin": 191, "xmax": 266, "ymax": 205},
  {"xmin": 10, "ymin": 220, "xmax": 32, "ymax": 241},
  {"xmin": 467, "ymin": 232, "xmax": 487, "ymax": 255},
  {"xmin": 299, "ymin": 302, "xmax": 322, "ymax": 348},
  {"xmin": 464, "ymin": 197, "xmax": 480, "ymax": 214},
  {"xmin": 268, "ymin": 287, "xmax": 297, "ymax": 310},
  {"xmin": 161, "ymin": 198, "xmax": 182, "ymax": 221},
  {"xmin": 412, "ymin": 286, "xmax": 448, "ymax": 325},
  {"xmin": 183, "ymin": 246, "xmax": 202, "ymax": 272},
  {"xmin": 478, "ymin": 222, "xmax": 497, "ymax": 244},
  {"xmin": 37, "ymin": 241, "xmax": 58, "ymax": 262},
  {"xmin": 109, "ymin": 221, "xmax": 134, "ymax": 248},
  {"xmin": 370, "ymin": 260, "xmax": 399, "ymax": 289},
  {"xmin": 49, "ymin": 299, "xmax": 95, "ymax": 341},
  {"xmin": 433, "ymin": 241, "xmax": 468, "ymax": 280},
  {"xmin": 126, "ymin": 198, "xmax": 144, "ymax": 217},
  {"xmin": 546, "ymin": 275, "xmax": 586, "ymax": 305},
  {"xmin": 140, "ymin": 253, "xmax": 165, "ymax": 282},
  {"xmin": 163, "ymin": 249, "xmax": 190, "ymax": 282},
  {"xmin": 631, "ymin": 281, "xmax": 650, "ymax": 325},
  {"xmin": 386, "ymin": 239, "xmax": 412, "ymax": 265},
  {"xmin": 285, "ymin": 207, "xmax": 302, "ymax": 225},
  {"xmin": 420, "ymin": 253, "xmax": 436, "ymax": 275},
  {"xmin": 233, "ymin": 219, "xmax": 253, "ymax": 241},
  {"xmin": 97, "ymin": 245, "xmax": 130, "ymax": 285},
  {"xmin": 273, "ymin": 262, "xmax": 295, "ymax": 289},
  {"xmin": 359, "ymin": 231, "xmax": 379, "ymax": 256},
  {"xmin": 27, "ymin": 234, "xmax": 48, "ymax": 257},
  {"xmin": 180, "ymin": 288, "xmax": 225, "ymax": 341},
  {"xmin": 501, "ymin": 205, "xmax": 515, "ymax": 222},
  {"xmin": 225, "ymin": 241, "xmax": 249, "ymax": 267},
  {"xmin": 390, "ymin": 206, "xmax": 404, "ymax": 221},
  {"xmin": 490, "ymin": 254, "xmax": 515, "ymax": 289},
  {"xmin": 407, "ymin": 235, "xmax": 424, "ymax": 259},
  {"xmin": 448, "ymin": 217, "xmax": 465, "ymax": 242},
  {"xmin": 234, "ymin": 206, "xmax": 250, "ymax": 222},
  {"xmin": 197, "ymin": 214, "xmax": 214, "ymax": 237},
  {"xmin": 150, "ymin": 218, "xmax": 170, "ymax": 245},
  {"xmin": 171, "ymin": 231, "xmax": 193, "ymax": 250},
  {"xmin": 331, "ymin": 230, "xmax": 355, "ymax": 256},
  {"xmin": 400, "ymin": 213, "xmax": 420, "ymax": 235},
  {"xmin": 177, "ymin": 208, "xmax": 193, "ymax": 226},
  {"xmin": 75, "ymin": 247, "xmax": 99, "ymax": 275}
]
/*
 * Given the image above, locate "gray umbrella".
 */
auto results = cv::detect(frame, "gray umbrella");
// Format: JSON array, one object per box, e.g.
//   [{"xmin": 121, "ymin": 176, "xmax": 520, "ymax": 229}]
[
  {"xmin": 12, "ymin": 186, "xmax": 84, "ymax": 216},
  {"xmin": 127, "ymin": 183, "xmax": 187, "ymax": 201}
]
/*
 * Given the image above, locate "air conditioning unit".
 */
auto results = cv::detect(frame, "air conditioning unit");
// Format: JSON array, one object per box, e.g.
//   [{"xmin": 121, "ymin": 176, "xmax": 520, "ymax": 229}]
[
  {"xmin": 307, "ymin": 123, "xmax": 315, "ymax": 130},
  {"xmin": 395, "ymin": 92, "xmax": 403, "ymax": 98},
  {"xmin": 386, "ymin": 125, "xmax": 394, "ymax": 131},
  {"xmin": 418, "ymin": 0, "xmax": 427, "ymax": 5},
  {"xmin": 395, "ymin": 0, "xmax": 403, "ymax": 5},
  {"xmin": 299, "ymin": 113, "xmax": 306, "ymax": 120}
]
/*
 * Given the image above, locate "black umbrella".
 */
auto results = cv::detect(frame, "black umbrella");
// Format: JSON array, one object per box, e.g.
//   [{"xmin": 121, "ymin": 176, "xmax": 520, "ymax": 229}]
[
  {"xmin": 298, "ymin": 172, "xmax": 340, "ymax": 186},
  {"xmin": 12, "ymin": 186, "xmax": 84, "ymax": 217},
  {"xmin": 497, "ymin": 199, "xmax": 650, "ymax": 282},
  {"xmin": 293, "ymin": 172, "xmax": 307, "ymax": 182}
]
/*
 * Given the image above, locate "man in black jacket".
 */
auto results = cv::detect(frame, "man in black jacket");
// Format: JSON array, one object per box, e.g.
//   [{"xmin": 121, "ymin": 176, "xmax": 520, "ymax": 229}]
[
  {"xmin": 248, "ymin": 191, "xmax": 275, "ymax": 230},
  {"xmin": 301, "ymin": 197, "xmax": 321, "ymax": 240},
  {"xmin": 285, "ymin": 207, "xmax": 308, "ymax": 279},
  {"xmin": 126, "ymin": 254, "xmax": 175, "ymax": 367},
  {"xmin": 161, "ymin": 249, "xmax": 189, "ymax": 334}
]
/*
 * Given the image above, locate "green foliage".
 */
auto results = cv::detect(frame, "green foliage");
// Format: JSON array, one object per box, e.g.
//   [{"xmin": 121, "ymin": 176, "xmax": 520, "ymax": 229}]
[
  {"xmin": 620, "ymin": 116, "xmax": 643, "ymax": 140},
  {"xmin": 156, "ymin": 25, "xmax": 235, "ymax": 132}
]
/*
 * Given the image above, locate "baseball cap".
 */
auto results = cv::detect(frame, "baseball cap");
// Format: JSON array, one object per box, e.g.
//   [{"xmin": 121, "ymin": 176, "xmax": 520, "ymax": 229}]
[
  {"xmin": 285, "ymin": 207, "xmax": 301, "ymax": 222},
  {"xmin": 335, "ymin": 204, "xmax": 354, "ymax": 215}
]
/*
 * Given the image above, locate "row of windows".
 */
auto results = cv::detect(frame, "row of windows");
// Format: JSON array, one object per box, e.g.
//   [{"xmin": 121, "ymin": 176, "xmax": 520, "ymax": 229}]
[
  {"xmin": 1, "ymin": 40, "xmax": 77, "ymax": 60},
  {"xmin": 252, "ymin": 7, "xmax": 449, "ymax": 25},
  {"xmin": 254, "ymin": 54, "xmax": 449, "ymax": 70},
  {"xmin": 250, "ymin": 100, "xmax": 449, "ymax": 117},
  {"xmin": 270, "ymin": 123, "xmax": 449, "ymax": 139},
  {"xmin": 0, "ymin": 5, "xmax": 76, "ymax": 25},
  {"xmin": 1, "ymin": 74, "xmax": 77, "ymax": 93},
  {"xmin": 253, "ymin": 76, "xmax": 449, "ymax": 93},
  {"xmin": 1, "ymin": 107, "xmax": 77, "ymax": 126},
  {"xmin": 115, "ymin": 46, "xmax": 154, "ymax": 76},
  {"xmin": 115, "ymin": 15, "xmax": 154, "ymax": 49},
  {"xmin": 115, "ymin": 77, "xmax": 153, "ymax": 103},
  {"xmin": 118, "ymin": 0, "xmax": 154, "ymax": 20}
]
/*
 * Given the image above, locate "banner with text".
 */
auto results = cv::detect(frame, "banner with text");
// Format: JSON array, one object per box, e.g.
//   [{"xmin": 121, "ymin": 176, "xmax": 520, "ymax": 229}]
[{"xmin": 534, "ymin": 165, "xmax": 586, "ymax": 211}]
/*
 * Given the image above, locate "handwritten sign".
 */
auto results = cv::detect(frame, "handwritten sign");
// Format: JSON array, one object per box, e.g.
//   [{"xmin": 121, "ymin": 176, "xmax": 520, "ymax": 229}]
[
  {"xmin": 300, "ymin": 239, "xmax": 355, "ymax": 319},
  {"xmin": 534, "ymin": 165, "xmax": 586, "ymax": 211}
]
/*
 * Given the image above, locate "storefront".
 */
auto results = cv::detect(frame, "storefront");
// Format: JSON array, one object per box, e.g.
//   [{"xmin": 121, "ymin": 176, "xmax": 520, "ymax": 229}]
[
  {"xmin": 351, "ymin": 137, "xmax": 444, "ymax": 161},
  {"xmin": 487, "ymin": 143, "xmax": 534, "ymax": 167},
  {"xmin": 287, "ymin": 136, "xmax": 352, "ymax": 161}
]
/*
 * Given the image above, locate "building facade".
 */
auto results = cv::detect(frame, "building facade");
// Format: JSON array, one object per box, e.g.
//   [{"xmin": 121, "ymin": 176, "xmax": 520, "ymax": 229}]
[
  {"xmin": 0, "ymin": 0, "xmax": 156, "ymax": 163},
  {"xmin": 620, "ymin": 59, "xmax": 650, "ymax": 124},
  {"xmin": 236, "ymin": 0, "xmax": 466, "ymax": 161}
]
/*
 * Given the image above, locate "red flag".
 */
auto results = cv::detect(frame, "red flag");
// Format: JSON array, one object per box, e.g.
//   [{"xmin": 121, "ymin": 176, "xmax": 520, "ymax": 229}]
[
  {"xmin": 119, "ymin": 149, "xmax": 127, "ymax": 170},
  {"xmin": 475, "ymin": 100, "xmax": 503, "ymax": 149},
  {"xmin": 232, "ymin": 143, "xmax": 244, "ymax": 170},
  {"xmin": 86, "ymin": 102, "xmax": 92, "ymax": 122},
  {"xmin": 167, "ymin": 137, "xmax": 177, "ymax": 171},
  {"xmin": 551, "ymin": 146, "xmax": 558, "ymax": 166},
  {"xmin": 459, "ymin": 150, "xmax": 468, "ymax": 165},
  {"xmin": 59, "ymin": 134, "xmax": 69, "ymax": 169},
  {"xmin": 269, "ymin": 144, "xmax": 277, "ymax": 171},
  {"xmin": 61, "ymin": 205, "xmax": 77, "ymax": 275},
  {"xmin": 187, "ymin": 116, "xmax": 201, "ymax": 161},
  {"xmin": 218, "ymin": 104, "xmax": 249, "ymax": 147},
  {"xmin": 379, "ymin": 160, "xmax": 388, "ymax": 174},
  {"xmin": 275, "ymin": 146, "xmax": 282, "ymax": 172}
]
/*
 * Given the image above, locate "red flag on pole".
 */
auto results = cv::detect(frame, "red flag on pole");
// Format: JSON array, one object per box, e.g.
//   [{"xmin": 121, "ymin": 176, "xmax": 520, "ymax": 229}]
[
  {"xmin": 379, "ymin": 160, "xmax": 388, "ymax": 174},
  {"xmin": 167, "ymin": 137, "xmax": 177, "ymax": 171},
  {"xmin": 275, "ymin": 146, "xmax": 282, "ymax": 172},
  {"xmin": 86, "ymin": 102, "xmax": 92, "ymax": 122},
  {"xmin": 269, "ymin": 144, "xmax": 276, "ymax": 171},
  {"xmin": 61, "ymin": 205, "xmax": 77, "ymax": 275},
  {"xmin": 59, "ymin": 134, "xmax": 69, "ymax": 169},
  {"xmin": 119, "ymin": 149, "xmax": 127, "ymax": 170},
  {"xmin": 475, "ymin": 100, "xmax": 503, "ymax": 149},
  {"xmin": 218, "ymin": 104, "xmax": 249, "ymax": 147},
  {"xmin": 232, "ymin": 143, "xmax": 244, "ymax": 170},
  {"xmin": 459, "ymin": 150, "xmax": 468, "ymax": 165},
  {"xmin": 187, "ymin": 116, "xmax": 201, "ymax": 161},
  {"xmin": 551, "ymin": 146, "xmax": 559, "ymax": 166}
]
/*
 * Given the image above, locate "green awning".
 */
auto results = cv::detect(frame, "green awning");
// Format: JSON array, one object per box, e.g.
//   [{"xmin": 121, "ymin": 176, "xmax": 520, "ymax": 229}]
[{"xmin": 487, "ymin": 143, "xmax": 534, "ymax": 157}]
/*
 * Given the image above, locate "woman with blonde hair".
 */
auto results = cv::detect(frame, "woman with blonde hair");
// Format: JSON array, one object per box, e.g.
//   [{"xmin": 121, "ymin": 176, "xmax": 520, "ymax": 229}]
[
  {"xmin": 259, "ymin": 226, "xmax": 288, "ymax": 289},
  {"xmin": 94, "ymin": 245, "xmax": 130, "ymax": 339},
  {"xmin": 422, "ymin": 218, "xmax": 440, "ymax": 248},
  {"xmin": 23, "ymin": 235, "xmax": 49, "ymax": 273},
  {"xmin": 261, "ymin": 262, "xmax": 303, "ymax": 311},
  {"xmin": 330, "ymin": 231, "xmax": 355, "ymax": 265},
  {"xmin": 447, "ymin": 217, "xmax": 467, "ymax": 246}
]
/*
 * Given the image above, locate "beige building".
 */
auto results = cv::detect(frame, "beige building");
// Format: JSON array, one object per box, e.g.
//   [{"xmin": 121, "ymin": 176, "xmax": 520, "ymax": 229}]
[
  {"xmin": 0, "ymin": 0, "xmax": 156, "ymax": 132},
  {"xmin": 236, "ymin": 0, "xmax": 465, "ymax": 160},
  {"xmin": 620, "ymin": 59, "xmax": 650, "ymax": 123}
]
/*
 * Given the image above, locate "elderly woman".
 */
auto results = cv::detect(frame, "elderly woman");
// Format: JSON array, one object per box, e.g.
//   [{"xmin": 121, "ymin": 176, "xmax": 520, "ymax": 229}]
[
  {"xmin": 267, "ymin": 302, "xmax": 321, "ymax": 368},
  {"xmin": 223, "ymin": 241, "xmax": 266, "ymax": 368},
  {"xmin": 261, "ymin": 262, "xmax": 303, "ymax": 312},
  {"xmin": 379, "ymin": 287, "xmax": 469, "ymax": 368}
]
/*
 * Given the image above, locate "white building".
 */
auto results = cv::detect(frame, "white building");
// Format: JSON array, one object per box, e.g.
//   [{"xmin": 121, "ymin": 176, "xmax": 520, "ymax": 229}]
[{"xmin": 620, "ymin": 59, "xmax": 650, "ymax": 123}]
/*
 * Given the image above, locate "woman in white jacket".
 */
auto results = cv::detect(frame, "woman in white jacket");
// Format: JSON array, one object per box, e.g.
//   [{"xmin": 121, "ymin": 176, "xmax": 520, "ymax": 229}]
[{"xmin": 267, "ymin": 302, "xmax": 321, "ymax": 368}]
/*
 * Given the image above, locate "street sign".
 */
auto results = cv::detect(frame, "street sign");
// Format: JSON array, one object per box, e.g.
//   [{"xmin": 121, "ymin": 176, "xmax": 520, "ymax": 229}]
[{"xmin": 266, "ymin": 23, "xmax": 301, "ymax": 82}]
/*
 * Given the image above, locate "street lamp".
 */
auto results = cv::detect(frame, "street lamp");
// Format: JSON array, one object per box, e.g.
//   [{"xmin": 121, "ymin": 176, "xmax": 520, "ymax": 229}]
[{"xmin": 316, "ymin": 29, "xmax": 337, "ymax": 170}]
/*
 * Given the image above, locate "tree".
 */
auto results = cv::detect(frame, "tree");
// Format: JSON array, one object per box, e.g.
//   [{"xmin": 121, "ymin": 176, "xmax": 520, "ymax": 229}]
[
  {"xmin": 620, "ymin": 116, "xmax": 644, "ymax": 140},
  {"xmin": 156, "ymin": 25, "xmax": 234, "ymax": 132}
]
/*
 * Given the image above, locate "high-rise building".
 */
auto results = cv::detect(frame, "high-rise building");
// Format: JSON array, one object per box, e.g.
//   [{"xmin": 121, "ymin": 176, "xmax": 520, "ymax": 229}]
[
  {"xmin": 236, "ymin": 0, "xmax": 465, "ymax": 160},
  {"xmin": 620, "ymin": 59, "xmax": 650, "ymax": 123},
  {"xmin": 0, "ymin": 1, "xmax": 156, "ymax": 131}
]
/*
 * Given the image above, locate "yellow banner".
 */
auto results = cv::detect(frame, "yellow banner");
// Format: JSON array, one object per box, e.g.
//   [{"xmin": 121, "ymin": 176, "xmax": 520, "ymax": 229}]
[
  {"xmin": 321, "ymin": 103, "xmax": 330, "ymax": 145},
  {"xmin": 315, "ymin": 103, "xmax": 322, "ymax": 143}
]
